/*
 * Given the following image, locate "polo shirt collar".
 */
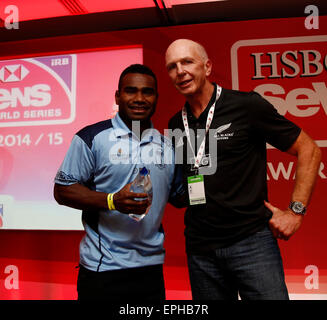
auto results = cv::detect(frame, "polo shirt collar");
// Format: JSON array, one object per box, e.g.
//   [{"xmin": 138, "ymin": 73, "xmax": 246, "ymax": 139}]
[
  {"xmin": 184, "ymin": 83, "xmax": 217, "ymax": 123},
  {"xmin": 111, "ymin": 112, "xmax": 162, "ymax": 145},
  {"xmin": 111, "ymin": 112, "xmax": 131, "ymax": 138}
]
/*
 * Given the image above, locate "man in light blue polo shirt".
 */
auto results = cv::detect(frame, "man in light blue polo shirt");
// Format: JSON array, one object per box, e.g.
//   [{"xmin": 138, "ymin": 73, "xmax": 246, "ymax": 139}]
[{"xmin": 54, "ymin": 64, "xmax": 184, "ymax": 300}]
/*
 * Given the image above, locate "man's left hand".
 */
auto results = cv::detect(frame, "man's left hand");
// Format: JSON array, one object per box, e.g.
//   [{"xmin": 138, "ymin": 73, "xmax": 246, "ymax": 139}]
[{"xmin": 264, "ymin": 201, "xmax": 304, "ymax": 240}]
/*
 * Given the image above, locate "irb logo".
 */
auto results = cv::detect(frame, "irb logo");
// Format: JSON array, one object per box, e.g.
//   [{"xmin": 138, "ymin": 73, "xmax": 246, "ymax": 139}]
[
  {"xmin": 0, "ymin": 54, "xmax": 76, "ymax": 127},
  {"xmin": 231, "ymin": 35, "xmax": 327, "ymax": 142}
]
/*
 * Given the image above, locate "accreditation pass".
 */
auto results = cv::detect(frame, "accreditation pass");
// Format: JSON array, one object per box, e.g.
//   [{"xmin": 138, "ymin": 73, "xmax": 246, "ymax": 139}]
[{"xmin": 187, "ymin": 175, "xmax": 206, "ymax": 205}]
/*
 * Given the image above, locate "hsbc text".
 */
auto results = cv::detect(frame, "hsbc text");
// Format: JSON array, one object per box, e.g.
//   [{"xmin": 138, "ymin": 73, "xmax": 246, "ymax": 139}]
[{"xmin": 251, "ymin": 50, "xmax": 327, "ymax": 79}]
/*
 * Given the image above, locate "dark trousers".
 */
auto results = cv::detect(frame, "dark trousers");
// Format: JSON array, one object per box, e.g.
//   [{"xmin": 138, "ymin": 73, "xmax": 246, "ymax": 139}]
[
  {"xmin": 77, "ymin": 264, "xmax": 166, "ymax": 301},
  {"xmin": 187, "ymin": 226, "xmax": 289, "ymax": 300}
]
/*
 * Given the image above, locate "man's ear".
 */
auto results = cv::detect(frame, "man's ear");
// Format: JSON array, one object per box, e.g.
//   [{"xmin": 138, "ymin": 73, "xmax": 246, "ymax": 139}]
[
  {"xmin": 115, "ymin": 90, "xmax": 120, "ymax": 105},
  {"xmin": 205, "ymin": 59, "xmax": 212, "ymax": 77}
]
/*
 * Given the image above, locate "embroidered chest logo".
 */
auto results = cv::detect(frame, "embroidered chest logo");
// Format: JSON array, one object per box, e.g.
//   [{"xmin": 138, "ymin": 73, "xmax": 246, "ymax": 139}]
[{"xmin": 213, "ymin": 123, "xmax": 234, "ymax": 140}]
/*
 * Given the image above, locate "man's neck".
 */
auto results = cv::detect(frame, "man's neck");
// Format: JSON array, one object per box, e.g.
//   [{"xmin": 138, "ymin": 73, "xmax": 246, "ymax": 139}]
[{"xmin": 186, "ymin": 82, "xmax": 215, "ymax": 119}]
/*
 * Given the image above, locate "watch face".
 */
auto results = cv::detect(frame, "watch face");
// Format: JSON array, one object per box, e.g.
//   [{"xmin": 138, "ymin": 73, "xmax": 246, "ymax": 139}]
[{"xmin": 290, "ymin": 201, "xmax": 306, "ymax": 214}]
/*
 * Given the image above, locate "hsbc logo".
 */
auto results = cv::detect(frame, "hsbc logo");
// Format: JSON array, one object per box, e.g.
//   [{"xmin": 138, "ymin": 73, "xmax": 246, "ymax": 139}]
[
  {"xmin": 0, "ymin": 64, "xmax": 29, "ymax": 83},
  {"xmin": 231, "ymin": 35, "xmax": 327, "ymax": 145}
]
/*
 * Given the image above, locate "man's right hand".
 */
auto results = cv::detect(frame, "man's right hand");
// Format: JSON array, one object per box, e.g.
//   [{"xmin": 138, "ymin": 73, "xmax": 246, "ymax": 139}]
[{"xmin": 113, "ymin": 183, "xmax": 150, "ymax": 215}]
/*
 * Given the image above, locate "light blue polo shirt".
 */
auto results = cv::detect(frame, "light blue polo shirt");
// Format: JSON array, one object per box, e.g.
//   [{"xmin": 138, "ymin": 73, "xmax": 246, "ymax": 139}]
[{"xmin": 54, "ymin": 113, "xmax": 175, "ymax": 272}]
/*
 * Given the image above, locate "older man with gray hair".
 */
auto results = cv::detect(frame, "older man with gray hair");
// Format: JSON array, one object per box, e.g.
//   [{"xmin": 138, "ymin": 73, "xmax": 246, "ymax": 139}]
[{"xmin": 166, "ymin": 39, "xmax": 321, "ymax": 300}]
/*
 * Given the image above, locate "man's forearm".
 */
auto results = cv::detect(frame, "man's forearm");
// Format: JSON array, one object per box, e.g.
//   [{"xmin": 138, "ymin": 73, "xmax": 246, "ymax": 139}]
[
  {"xmin": 54, "ymin": 183, "xmax": 108, "ymax": 211},
  {"xmin": 287, "ymin": 131, "xmax": 322, "ymax": 207}
]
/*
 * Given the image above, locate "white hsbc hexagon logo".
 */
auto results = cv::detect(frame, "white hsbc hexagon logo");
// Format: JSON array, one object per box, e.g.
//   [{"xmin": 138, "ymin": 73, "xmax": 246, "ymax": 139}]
[{"xmin": 0, "ymin": 64, "xmax": 29, "ymax": 82}]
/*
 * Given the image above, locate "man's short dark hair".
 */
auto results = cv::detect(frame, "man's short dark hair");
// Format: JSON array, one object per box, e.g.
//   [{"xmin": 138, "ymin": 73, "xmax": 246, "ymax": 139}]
[{"xmin": 118, "ymin": 64, "xmax": 158, "ymax": 92}]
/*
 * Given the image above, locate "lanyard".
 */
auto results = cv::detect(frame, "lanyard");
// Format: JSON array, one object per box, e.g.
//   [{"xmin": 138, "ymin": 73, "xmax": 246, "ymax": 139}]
[{"xmin": 182, "ymin": 85, "xmax": 221, "ymax": 169}]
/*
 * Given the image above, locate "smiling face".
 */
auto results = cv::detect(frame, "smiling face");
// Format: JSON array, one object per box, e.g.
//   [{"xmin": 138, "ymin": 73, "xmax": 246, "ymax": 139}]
[
  {"xmin": 115, "ymin": 72, "xmax": 157, "ymax": 126},
  {"xmin": 165, "ymin": 39, "xmax": 212, "ymax": 97}
]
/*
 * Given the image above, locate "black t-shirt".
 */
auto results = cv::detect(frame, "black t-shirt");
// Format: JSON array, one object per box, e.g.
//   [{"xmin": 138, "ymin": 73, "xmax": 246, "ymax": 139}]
[{"xmin": 168, "ymin": 84, "xmax": 301, "ymax": 254}]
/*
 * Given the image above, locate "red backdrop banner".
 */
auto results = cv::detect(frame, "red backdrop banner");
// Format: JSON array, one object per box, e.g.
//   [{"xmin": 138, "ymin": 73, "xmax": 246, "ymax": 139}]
[{"xmin": 0, "ymin": 15, "xmax": 326, "ymax": 299}]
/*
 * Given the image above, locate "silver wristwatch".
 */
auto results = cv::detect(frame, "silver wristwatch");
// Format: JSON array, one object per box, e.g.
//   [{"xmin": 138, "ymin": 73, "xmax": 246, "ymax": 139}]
[{"xmin": 289, "ymin": 201, "xmax": 307, "ymax": 215}]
